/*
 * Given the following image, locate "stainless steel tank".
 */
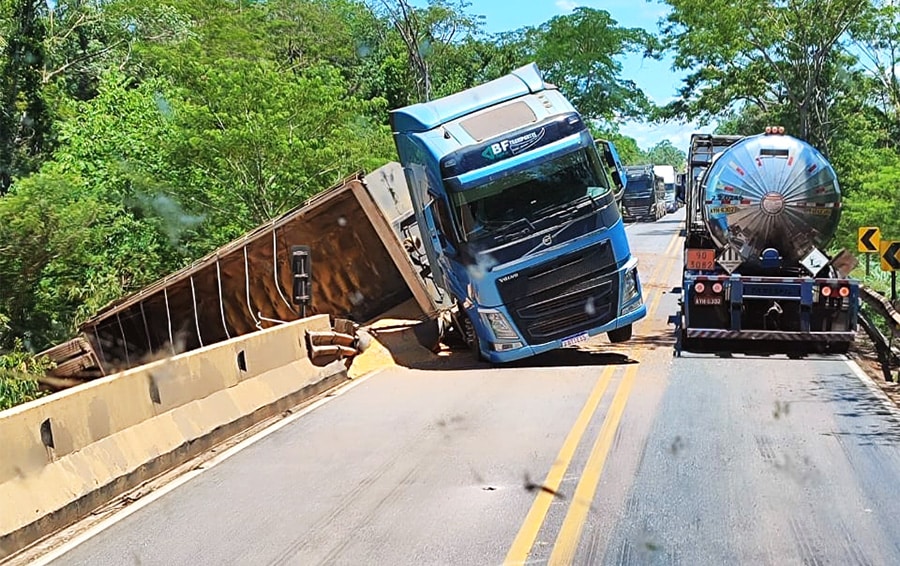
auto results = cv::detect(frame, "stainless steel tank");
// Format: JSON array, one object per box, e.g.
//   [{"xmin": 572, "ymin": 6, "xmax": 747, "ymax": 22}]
[{"xmin": 700, "ymin": 133, "xmax": 841, "ymax": 263}]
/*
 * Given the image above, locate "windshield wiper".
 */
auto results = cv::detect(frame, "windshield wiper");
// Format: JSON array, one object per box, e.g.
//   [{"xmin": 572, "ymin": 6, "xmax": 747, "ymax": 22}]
[
  {"xmin": 476, "ymin": 195, "xmax": 600, "ymax": 245},
  {"xmin": 479, "ymin": 217, "xmax": 537, "ymax": 242},
  {"xmin": 535, "ymin": 195, "xmax": 597, "ymax": 223}
]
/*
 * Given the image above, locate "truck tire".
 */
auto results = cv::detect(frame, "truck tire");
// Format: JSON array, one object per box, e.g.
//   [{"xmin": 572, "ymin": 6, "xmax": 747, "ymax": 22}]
[{"xmin": 607, "ymin": 324, "xmax": 633, "ymax": 344}]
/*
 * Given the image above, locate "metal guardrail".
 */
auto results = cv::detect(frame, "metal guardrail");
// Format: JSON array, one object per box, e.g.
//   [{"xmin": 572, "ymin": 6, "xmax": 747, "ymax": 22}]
[{"xmin": 859, "ymin": 285, "xmax": 900, "ymax": 380}]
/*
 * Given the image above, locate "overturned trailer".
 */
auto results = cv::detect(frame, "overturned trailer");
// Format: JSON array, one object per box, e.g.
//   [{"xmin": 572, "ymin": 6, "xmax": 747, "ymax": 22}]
[{"xmin": 57, "ymin": 163, "xmax": 442, "ymax": 378}]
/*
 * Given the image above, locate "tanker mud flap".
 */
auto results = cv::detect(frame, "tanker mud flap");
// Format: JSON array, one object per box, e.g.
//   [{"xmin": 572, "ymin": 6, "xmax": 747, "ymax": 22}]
[{"xmin": 668, "ymin": 307, "xmax": 684, "ymax": 357}]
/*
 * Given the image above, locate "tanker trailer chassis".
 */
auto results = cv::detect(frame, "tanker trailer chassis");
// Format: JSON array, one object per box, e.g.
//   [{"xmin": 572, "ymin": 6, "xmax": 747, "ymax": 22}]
[
  {"xmin": 673, "ymin": 272, "xmax": 858, "ymax": 357},
  {"xmin": 672, "ymin": 130, "xmax": 859, "ymax": 357}
]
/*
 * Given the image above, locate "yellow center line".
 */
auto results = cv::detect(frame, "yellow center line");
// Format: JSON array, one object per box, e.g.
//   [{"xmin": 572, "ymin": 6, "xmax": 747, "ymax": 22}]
[
  {"xmin": 503, "ymin": 227, "xmax": 682, "ymax": 566},
  {"xmin": 503, "ymin": 365, "xmax": 616, "ymax": 563},
  {"xmin": 547, "ymin": 251, "xmax": 682, "ymax": 565},
  {"xmin": 548, "ymin": 360, "xmax": 640, "ymax": 565},
  {"xmin": 664, "ymin": 228, "xmax": 681, "ymax": 256}
]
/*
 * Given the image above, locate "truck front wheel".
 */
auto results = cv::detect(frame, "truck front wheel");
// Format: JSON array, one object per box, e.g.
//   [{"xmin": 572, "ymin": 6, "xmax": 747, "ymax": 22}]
[{"xmin": 607, "ymin": 324, "xmax": 633, "ymax": 343}]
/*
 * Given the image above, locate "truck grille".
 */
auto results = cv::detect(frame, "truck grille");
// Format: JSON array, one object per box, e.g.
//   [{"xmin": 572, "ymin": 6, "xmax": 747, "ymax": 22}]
[{"xmin": 496, "ymin": 241, "xmax": 619, "ymax": 343}]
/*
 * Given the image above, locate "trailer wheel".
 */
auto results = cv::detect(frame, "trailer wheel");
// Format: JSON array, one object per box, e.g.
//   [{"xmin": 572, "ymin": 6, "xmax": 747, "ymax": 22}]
[{"xmin": 607, "ymin": 324, "xmax": 633, "ymax": 344}]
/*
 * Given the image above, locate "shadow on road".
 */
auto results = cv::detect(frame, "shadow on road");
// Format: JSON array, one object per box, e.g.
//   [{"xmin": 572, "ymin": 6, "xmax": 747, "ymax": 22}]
[
  {"xmin": 808, "ymin": 373, "xmax": 900, "ymax": 446},
  {"xmin": 626, "ymin": 217, "xmax": 682, "ymax": 226},
  {"xmin": 632, "ymin": 228, "xmax": 683, "ymax": 237},
  {"xmin": 359, "ymin": 318, "xmax": 668, "ymax": 372}
]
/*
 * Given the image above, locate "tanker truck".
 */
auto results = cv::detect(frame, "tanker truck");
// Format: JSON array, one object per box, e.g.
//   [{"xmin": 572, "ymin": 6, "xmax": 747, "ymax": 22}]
[{"xmin": 674, "ymin": 129, "xmax": 859, "ymax": 356}]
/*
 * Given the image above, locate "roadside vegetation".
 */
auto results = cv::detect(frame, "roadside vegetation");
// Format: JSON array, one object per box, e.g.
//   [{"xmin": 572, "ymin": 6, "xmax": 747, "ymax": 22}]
[
  {"xmin": 1, "ymin": 0, "xmax": 898, "ymax": 366},
  {"xmin": 0, "ymin": 338, "xmax": 49, "ymax": 410}
]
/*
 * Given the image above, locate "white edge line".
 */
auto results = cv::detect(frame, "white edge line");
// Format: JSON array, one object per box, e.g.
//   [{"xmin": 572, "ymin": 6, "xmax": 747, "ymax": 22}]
[
  {"xmin": 843, "ymin": 357, "xmax": 900, "ymax": 420},
  {"xmin": 29, "ymin": 369, "xmax": 385, "ymax": 566}
]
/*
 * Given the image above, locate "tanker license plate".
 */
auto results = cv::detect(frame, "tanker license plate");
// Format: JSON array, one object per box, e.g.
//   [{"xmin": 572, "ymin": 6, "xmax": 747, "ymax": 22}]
[
  {"xmin": 562, "ymin": 332, "xmax": 590, "ymax": 347},
  {"xmin": 694, "ymin": 297, "xmax": 723, "ymax": 306}
]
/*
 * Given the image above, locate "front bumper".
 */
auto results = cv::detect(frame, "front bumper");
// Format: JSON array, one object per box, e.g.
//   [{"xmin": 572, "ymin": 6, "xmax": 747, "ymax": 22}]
[{"xmin": 483, "ymin": 301, "xmax": 647, "ymax": 364}]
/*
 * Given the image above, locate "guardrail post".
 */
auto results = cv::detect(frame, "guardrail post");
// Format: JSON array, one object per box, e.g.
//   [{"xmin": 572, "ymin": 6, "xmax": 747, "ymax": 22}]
[{"xmin": 892, "ymin": 271, "xmax": 897, "ymax": 302}]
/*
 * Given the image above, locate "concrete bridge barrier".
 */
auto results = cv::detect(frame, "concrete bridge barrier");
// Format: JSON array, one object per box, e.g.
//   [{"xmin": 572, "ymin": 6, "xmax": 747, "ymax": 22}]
[{"xmin": 0, "ymin": 314, "xmax": 347, "ymax": 560}]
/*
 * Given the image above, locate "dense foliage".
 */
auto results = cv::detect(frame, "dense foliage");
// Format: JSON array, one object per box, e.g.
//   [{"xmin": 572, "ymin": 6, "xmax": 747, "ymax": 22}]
[
  {"xmin": 0, "ymin": 339, "xmax": 49, "ymax": 410},
  {"xmin": 660, "ymin": 0, "xmax": 900, "ymax": 254},
  {"xmin": 0, "ymin": 0, "xmax": 660, "ymax": 353},
  {"xmin": 0, "ymin": 0, "xmax": 897, "ymax": 358}
]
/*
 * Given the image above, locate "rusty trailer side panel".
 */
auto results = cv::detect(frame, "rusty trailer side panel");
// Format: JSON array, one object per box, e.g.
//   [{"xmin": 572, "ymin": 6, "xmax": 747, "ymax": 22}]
[{"xmin": 79, "ymin": 167, "xmax": 421, "ymax": 373}]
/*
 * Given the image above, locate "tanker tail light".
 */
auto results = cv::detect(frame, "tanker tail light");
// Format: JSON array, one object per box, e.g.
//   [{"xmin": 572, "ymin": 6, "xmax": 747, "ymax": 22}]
[
  {"xmin": 819, "ymin": 285, "xmax": 850, "ymax": 299},
  {"xmin": 693, "ymin": 281, "xmax": 725, "ymax": 295}
]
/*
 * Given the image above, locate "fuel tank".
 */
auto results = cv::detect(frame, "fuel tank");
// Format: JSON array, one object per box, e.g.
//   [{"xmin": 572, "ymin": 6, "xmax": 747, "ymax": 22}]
[{"xmin": 700, "ymin": 133, "xmax": 841, "ymax": 264}]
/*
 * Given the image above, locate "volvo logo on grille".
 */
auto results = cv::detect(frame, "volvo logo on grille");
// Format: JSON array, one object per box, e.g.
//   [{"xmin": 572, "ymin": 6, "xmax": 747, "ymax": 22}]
[
  {"xmin": 498, "ymin": 272, "xmax": 519, "ymax": 283},
  {"xmin": 542, "ymin": 234, "xmax": 553, "ymax": 246}
]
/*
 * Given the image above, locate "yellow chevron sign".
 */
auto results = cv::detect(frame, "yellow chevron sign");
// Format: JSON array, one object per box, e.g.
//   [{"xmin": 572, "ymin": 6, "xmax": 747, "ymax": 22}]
[{"xmin": 858, "ymin": 226, "xmax": 880, "ymax": 253}]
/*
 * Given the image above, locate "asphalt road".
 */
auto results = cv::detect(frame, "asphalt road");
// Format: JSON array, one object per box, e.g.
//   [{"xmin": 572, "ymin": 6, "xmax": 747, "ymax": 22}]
[{"xmin": 45, "ymin": 210, "xmax": 900, "ymax": 566}]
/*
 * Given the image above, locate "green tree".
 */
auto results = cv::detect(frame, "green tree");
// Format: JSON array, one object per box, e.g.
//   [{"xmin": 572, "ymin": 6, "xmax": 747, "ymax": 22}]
[
  {"xmin": 0, "ymin": 339, "xmax": 50, "ymax": 410},
  {"xmin": 591, "ymin": 126, "xmax": 646, "ymax": 165},
  {"xmin": 0, "ymin": 0, "xmax": 49, "ymax": 192},
  {"xmin": 366, "ymin": 0, "xmax": 487, "ymax": 104},
  {"xmin": 646, "ymin": 140, "xmax": 687, "ymax": 170},
  {"xmin": 660, "ymin": 0, "xmax": 868, "ymax": 154},
  {"xmin": 169, "ymin": 61, "xmax": 395, "ymax": 231},
  {"xmin": 0, "ymin": 168, "xmax": 110, "ymax": 348},
  {"xmin": 849, "ymin": 0, "xmax": 900, "ymax": 143},
  {"xmin": 504, "ymin": 7, "xmax": 657, "ymax": 123}
]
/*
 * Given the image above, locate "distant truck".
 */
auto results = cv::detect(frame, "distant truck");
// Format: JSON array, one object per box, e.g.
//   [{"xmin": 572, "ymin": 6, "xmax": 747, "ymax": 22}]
[
  {"xmin": 390, "ymin": 63, "xmax": 647, "ymax": 363},
  {"xmin": 621, "ymin": 165, "xmax": 666, "ymax": 222},
  {"xmin": 653, "ymin": 165, "xmax": 678, "ymax": 212},
  {"xmin": 674, "ymin": 129, "xmax": 858, "ymax": 356}
]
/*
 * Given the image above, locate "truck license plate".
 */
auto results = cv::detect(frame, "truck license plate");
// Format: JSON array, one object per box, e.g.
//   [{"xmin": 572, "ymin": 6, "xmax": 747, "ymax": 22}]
[
  {"xmin": 694, "ymin": 297, "xmax": 722, "ymax": 306},
  {"xmin": 562, "ymin": 332, "xmax": 590, "ymax": 347}
]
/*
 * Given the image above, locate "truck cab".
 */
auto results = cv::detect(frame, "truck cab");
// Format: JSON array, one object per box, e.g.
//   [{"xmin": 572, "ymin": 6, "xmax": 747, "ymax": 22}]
[
  {"xmin": 653, "ymin": 165, "xmax": 678, "ymax": 213},
  {"xmin": 389, "ymin": 63, "xmax": 646, "ymax": 363},
  {"xmin": 622, "ymin": 165, "xmax": 666, "ymax": 222}
]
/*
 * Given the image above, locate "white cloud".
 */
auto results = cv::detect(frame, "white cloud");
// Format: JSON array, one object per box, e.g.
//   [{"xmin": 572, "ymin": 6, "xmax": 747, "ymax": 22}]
[{"xmin": 555, "ymin": 0, "xmax": 579, "ymax": 11}]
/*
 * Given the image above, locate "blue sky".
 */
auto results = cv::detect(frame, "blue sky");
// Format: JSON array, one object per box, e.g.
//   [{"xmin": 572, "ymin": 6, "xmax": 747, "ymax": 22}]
[{"xmin": 460, "ymin": 0, "xmax": 717, "ymax": 153}]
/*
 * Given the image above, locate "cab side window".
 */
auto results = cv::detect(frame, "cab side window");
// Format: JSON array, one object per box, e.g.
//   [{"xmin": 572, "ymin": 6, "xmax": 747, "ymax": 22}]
[{"xmin": 432, "ymin": 196, "xmax": 459, "ymax": 246}]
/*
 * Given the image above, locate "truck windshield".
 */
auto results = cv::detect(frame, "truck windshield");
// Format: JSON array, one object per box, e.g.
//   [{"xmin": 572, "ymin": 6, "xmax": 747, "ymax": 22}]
[
  {"xmin": 626, "ymin": 178, "xmax": 653, "ymax": 195},
  {"xmin": 449, "ymin": 148, "xmax": 613, "ymax": 243}
]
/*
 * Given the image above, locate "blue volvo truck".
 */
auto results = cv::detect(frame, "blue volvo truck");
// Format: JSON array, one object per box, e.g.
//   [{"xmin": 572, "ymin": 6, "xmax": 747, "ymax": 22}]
[{"xmin": 389, "ymin": 63, "xmax": 647, "ymax": 363}]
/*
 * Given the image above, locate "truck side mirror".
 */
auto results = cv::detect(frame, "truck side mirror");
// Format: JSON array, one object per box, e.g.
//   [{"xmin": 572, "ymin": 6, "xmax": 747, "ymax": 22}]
[{"xmin": 595, "ymin": 139, "xmax": 627, "ymax": 194}]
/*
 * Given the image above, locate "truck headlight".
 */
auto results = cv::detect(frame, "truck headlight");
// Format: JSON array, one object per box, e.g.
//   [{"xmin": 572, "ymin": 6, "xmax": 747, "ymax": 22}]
[
  {"xmin": 479, "ymin": 309, "xmax": 519, "ymax": 341},
  {"xmin": 623, "ymin": 268, "xmax": 639, "ymax": 303}
]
